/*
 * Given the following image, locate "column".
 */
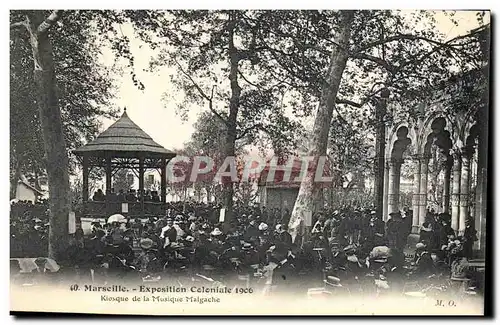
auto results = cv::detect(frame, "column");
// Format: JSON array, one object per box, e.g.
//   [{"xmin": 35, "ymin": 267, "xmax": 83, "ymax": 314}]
[
  {"xmin": 161, "ymin": 158, "xmax": 167, "ymax": 204},
  {"xmin": 459, "ymin": 151, "xmax": 471, "ymax": 236},
  {"xmin": 451, "ymin": 151, "xmax": 462, "ymax": 232},
  {"xmin": 442, "ymin": 158, "xmax": 452, "ymax": 213},
  {"xmin": 139, "ymin": 157, "xmax": 145, "ymax": 219},
  {"xmin": 474, "ymin": 148, "xmax": 483, "ymax": 251},
  {"xmin": 474, "ymin": 136, "xmax": 486, "ymax": 252},
  {"xmin": 387, "ymin": 158, "xmax": 402, "ymax": 215},
  {"xmin": 382, "ymin": 161, "xmax": 390, "ymax": 222},
  {"xmin": 394, "ymin": 160, "xmax": 402, "ymax": 210},
  {"xmin": 82, "ymin": 155, "xmax": 89, "ymax": 203},
  {"xmin": 105, "ymin": 156, "xmax": 112, "ymax": 215},
  {"xmin": 412, "ymin": 155, "xmax": 421, "ymax": 233},
  {"xmin": 418, "ymin": 155, "xmax": 430, "ymax": 226},
  {"xmin": 105, "ymin": 157, "xmax": 112, "ymax": 195}
]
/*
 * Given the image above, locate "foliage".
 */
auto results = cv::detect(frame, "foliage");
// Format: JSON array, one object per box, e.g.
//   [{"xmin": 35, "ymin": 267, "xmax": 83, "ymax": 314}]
[
  {"xmin": 10, "ymin": 10, "xmax": 124, "ymax": 183},
  {"xmin": 253, "ymin": 10, "xmax": 489, "ymax": 132},
  {"xmin": 112, "ymin": 169, "xmax": 134, "ymax": 193},
  {"xmin": 127, "ymin": 10, "xmax": 307, "ymax": 157}
]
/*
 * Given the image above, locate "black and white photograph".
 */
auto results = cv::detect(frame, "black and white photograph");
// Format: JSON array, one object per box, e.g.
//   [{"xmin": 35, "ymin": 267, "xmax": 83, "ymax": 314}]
[{"xmin": 8, "ymin": 8, "xmax": 491, "ymax": 316}]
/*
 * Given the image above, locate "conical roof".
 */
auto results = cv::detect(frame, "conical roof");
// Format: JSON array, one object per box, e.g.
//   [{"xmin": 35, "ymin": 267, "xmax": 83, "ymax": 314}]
[{"xmin": 74, "ymin": 109, "xmax": 175, "ymax": 158}]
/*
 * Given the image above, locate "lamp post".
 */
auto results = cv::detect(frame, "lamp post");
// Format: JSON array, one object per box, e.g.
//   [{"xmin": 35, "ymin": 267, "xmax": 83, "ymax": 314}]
[{"xmin": 373, "ymin": 88, "xmax": 390, "ymax": 219}]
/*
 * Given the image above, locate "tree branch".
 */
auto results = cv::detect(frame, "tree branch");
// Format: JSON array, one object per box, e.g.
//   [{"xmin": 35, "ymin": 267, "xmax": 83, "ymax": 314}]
[
  {"xmin": 335, "ymin": 98, "xmax": 363, "ymax": 108},
  {"xmin": 10, "ymin": 20, "xmax": 29, "ymax": 31},
  {"xmin": 173, "ymin": 58, "xmax": 229, "ymax": 127},
  {"xmin": 350, "ymin": 52, "xmax": 395, "ymax": 73},
  {"xmin": 236, "ymin": 123, "xmax": 264, "ymax": 140},
  {"xmin": 37, "ymin": 10, "xmax": 63, "ymax": 35},
  {"xmin": 355, "ymin": 28, "xmax": 484, "ymax": 54}
]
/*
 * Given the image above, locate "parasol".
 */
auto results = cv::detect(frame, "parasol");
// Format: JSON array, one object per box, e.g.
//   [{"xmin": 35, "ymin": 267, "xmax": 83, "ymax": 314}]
[{"xmin": 107, "ymin": 214, "xmax": 126, "ymax": 224}]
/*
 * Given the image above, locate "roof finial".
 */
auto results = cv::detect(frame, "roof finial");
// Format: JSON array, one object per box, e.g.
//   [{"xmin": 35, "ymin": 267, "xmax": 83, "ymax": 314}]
[{"xmin": 122, "ymin": 107, "xmax": 128, "ymax": 117}]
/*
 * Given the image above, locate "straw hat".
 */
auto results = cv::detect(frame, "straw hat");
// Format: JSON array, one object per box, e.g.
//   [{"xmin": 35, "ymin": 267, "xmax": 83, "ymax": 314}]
[
  {"xmin": 275, "ymin": 224, "xmax": 285, "ymax": 233},
  {"xmin": 140, "ymin": 238, "xmax": 154, "ymax": 250},
  {"xmin": 211, "ymin": 228, "xmax": 222, "ymax": 236},
  {"xmin": 258, "ymin": 222, "xmax": 268, "ymax": 231}
]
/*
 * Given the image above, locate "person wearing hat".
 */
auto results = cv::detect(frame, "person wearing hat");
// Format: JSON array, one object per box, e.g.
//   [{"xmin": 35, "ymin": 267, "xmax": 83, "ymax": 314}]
[
  {"xmin": 419, "ymin": 219, "xmax": 434, "ymax": 247},
  {"xmin": 463, "ymin": 216, "xmax": 478, "ymax": 259},
  {"xmin": 267, "ymin": 244, "xmax": 297, "ymax": 295},
  {"xmin": 144, "ymin": 249, "xmax": 163, "ymax": 277},
  {"xmin": 322, "ymin": 214, "xmax": 335, "ymax": 239},
  {"xmin": 108, "ymin": 220, "xmax": 125, "ymax": 245},
  {"xmin": 173, "ymin": 217, "xmax": 186, "ymax": 241},
  {"xmin": 258, "ymin": 222, "xmax": 269, "ymax": 233},
  {"xmin": 160, "ymin": 218, "xmax": 177, "ymax": 248},
  {"xmin": 274, "ymin": 224, "xmax": 293, "ymax": 249},
  {"xmin": 244, "ymin": 219, "xmax": 260, "ymax": 242},
  {"xmin": 386, "ymin": 212, "xmax": 405, "ymax": 250},
  {"xmin": 436, "ymin": 217, "xmax": 455, "ymax": 252},
  {"xmin": 412, "ymin": 242, "xmax": 435, "ymax": 278},
  {"xmin": 362, "ymin": 211, "xmax": 385, "ymax": 251},
  {"xmin": 401, "ymin": 208, "xmax": 413, "ymax": 239},
  {"xmin": 337, "ymin": 211, "xmax": 354, "ymax": 247},
  {"xmin": 209, "ymin": 227, "xmax": 225, "ymax": 255}
]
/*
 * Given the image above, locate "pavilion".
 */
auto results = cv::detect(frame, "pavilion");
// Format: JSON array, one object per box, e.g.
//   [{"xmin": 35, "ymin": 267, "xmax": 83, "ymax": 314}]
[{"xmin": 74, "ymin": 108, "xmax": 176, "ymax": 219}]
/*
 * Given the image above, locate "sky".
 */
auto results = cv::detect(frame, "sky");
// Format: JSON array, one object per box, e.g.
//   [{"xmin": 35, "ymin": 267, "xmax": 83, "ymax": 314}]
[{"xmin": 97, "ymin": 10, "xmax": 489, "ymax": 154}]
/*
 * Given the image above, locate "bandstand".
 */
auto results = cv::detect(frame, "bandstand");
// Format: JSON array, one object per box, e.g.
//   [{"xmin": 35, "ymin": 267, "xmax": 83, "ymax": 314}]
[{"xmin": 74, "ymin": 109, "xmax": 176, "ymax": 219}]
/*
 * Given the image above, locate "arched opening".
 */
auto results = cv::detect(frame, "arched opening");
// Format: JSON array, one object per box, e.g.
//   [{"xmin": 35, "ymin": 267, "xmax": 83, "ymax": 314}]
[
  {"xmin": 386, "ymin": 126, "xmax": 411, "ymax": 220},
  {"xmin": 418, "ymin": 117, "xmax": 453, "ymax": 227}
]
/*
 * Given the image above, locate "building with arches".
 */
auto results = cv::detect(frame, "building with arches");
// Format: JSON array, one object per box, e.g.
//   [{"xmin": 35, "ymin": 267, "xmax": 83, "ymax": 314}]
[{"xmin": 382, "ymin": 70, "xmax": 488, "ymax": 255}]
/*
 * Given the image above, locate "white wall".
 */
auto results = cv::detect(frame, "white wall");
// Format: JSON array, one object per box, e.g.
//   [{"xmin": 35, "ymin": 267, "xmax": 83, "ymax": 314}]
[{"xmin": 15, "ymin": 183, "xmax": 37, "ymax": 203}]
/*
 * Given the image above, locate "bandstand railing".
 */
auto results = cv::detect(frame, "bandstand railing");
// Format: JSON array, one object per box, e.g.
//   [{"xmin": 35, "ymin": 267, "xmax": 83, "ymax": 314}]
[{"xmin": 83, "ymin": 201, "xmax": 166, "ymax": 218}]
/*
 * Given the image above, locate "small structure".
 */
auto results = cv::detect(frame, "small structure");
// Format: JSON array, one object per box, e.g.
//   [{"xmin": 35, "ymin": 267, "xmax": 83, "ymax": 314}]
[
  {"xmin": 15, "ymin": 178, "xmax": 45, "ymax": 203},
  {"xmin": 74, "ymin": 109, "xmax": 176, "ymax": 219},
  {"xmin": 258, "ymin": 157, "xmax": 329, "ymax": 212}
]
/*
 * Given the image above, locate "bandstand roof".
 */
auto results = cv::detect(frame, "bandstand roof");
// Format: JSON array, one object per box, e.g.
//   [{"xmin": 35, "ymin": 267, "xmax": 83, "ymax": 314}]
[{"xmin": 74, "ymin": 109, "xmax": 176, "ymax": 159}]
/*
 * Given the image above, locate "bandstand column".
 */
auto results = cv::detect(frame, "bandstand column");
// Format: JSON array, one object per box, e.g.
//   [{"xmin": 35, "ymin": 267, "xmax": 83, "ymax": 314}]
[
  {"xmin": 139, "ymin": 157, "xmax": 145, "ymax": 218},
  {"xmin": 451, "ymin": 151, "xmax": 462, "ymax": 232},
  {"xmin": 387, "ymin": 158, "xmax": 402, "ymax": 215},
  {"xmin": 82, "ymin": 155, "xmax": 89, "ymax": 204},
  {"xmin": 442, "ymin": 158, "xmax": 452, "ymax": 213},
  {"xmin": 105, "ymin": 156, "xmax": 112, "ymax": 215},
  {"xmin": 459, "ymin": 150, "xmax": 471, "ymax": 236},
  {"xmin": 382, "ymin": 161, "xmax": 390, "ymax": 221},
  {"xmin": 418, "ymin": 155, "xmax": 430, "ymax": 226},
  {"xmin": 105, "ymin": 156, "xmax": 112, "ymax": 195},
  {"xmin": 161, "ymin": 158, "xmax": 167, "ymax": 204},
  {"xmin": 411, "ymin": 155, "xmax": 421, "ymax": 233}
]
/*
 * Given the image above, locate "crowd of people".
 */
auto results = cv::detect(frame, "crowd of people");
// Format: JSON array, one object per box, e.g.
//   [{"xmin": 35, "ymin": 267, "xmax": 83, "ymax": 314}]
[
  {"xmin": 11, "ymin": 196, "xmax": 477, "ymax": 298},
  {"xmin": 10, "ymin": 199, "xmax": 481, "ymax": 297},
  {"xmin": 92, "ymin": 188, "xmax": 161, "ymax": 202},
  {"xmin": 10, "ymin": 200, "xmax": 49, "ymax": 257}
]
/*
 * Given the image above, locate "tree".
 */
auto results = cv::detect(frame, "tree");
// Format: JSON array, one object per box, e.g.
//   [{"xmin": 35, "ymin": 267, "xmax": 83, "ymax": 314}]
[
  {"xmin": 10, "ymin": 10, "xmax": 70, "ymax": 260},
  {"xmin": 10, "ymin": 9, "xmax": 134, "ymax": 259},
  {"xmin": 10, "ymin": 11, "xmax": 122, "ymax": 182},
  {"xmin": 126, "ymin": 10, "xmax": 305, "ymax": 222},
  {"xmin": 248, "ymin": 10, "xmax": 488, "ymax": 243},
  {"xmin": 281, "ymin": 11, "xmax": 355, "ymax": 242}
]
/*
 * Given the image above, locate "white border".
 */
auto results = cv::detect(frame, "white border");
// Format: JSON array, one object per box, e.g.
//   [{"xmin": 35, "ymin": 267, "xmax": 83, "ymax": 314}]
[{"xmin": 2, "ymin": 1, "xmax": 497, "ymax": 324}]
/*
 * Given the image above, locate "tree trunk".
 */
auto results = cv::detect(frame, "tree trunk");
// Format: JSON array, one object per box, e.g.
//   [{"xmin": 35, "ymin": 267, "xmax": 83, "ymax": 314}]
[
  {"xmin": 288, "ymin": 11, "xmax": 354, "ymax": 244},
  {"xmin": 11, "ymin": 159, "xmax": 22, "ymax": 199},
  {"xmin": 222, "ymin": 12, "xmax": 241, "ymax": 225},
  {"xmin": 206, "ymin": 185, "xmax": 212, "ymax": 203},
  {"xmin": 28, "ymin": 11, "xmax": 70, "ymax": 261}
]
